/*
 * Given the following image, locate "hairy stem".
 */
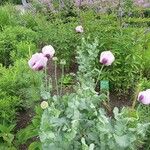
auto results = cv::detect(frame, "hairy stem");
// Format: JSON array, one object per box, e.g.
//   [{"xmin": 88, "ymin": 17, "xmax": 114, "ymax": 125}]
[
  {"xmin": 132, "ymin": 83, "xmax": 141, "ymax": 109},
  {"xmin": 54, "ymin": 61, "xmax": 59, "ymax": 96},
  {"xmin": 95, "ymin": 65, "xmax": 104, "ymax": 87},
  {"xmin": 60, "ymin": 65, "xmax": 64, "ymax": 96},
  {"xmin": 44, "ymin": 66, "xmax": 48, "ymax": 92}
]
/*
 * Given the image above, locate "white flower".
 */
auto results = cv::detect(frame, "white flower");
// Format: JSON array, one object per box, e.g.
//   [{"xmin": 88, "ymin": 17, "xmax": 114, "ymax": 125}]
[
  {"xmin": 42, "ymin": 45, "xmax": 55, "ymax": 59},
  {"xmin": 138, "ymin": 89, "xmax": 150, "ymax": 105},
  {"xmin": 100, "ymin": 51, "xmax": 115, "ymax": 66},
  {"xmin": 28, "ymin": 53, "xmax": 48, "ymax": 71},
  {"xmin": 75, "ymin": 25, "xmax": 84, "ymax": 33}
]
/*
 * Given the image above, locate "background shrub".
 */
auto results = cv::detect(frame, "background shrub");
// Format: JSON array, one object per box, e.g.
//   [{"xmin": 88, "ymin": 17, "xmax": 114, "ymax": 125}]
[
  {"xmin": 0, "ymin": 26, "xmax": 38, "ymax": 66},
  {"xmin": 0, "ymin": 59, "xmax": 43, "ymax": 125},
  {"xmin": 1, "ymin": 2, "xmax": 150, "ymax": 148},
  {"xmin": 0, "ymin": 91, "xmax": 20, "ymax": 123},
  {"xmin": 0, "ymin": 0, "xmax": 21, "ymax": 4},
  {"xmin": 1, "ymin": 3, "xmax": 150, "ymax": 94}
]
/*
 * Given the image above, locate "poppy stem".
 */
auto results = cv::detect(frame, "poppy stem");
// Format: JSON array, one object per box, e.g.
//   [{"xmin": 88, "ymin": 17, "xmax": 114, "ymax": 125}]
[
  {"xmin": 60, "ymin": 64, "xmax": 64, "ymax": 96},
  {"xmin": 132, "ymin": 83, "xmax": 141, "ymax": 109},
  {"xmin": 44, "ymin": 66, "xmax": 48, "ymax": 92},
  {"xmin": 95, "ymin": 65, "xmax": 104, "ymax": 87},
  {"xmin": 54, "ymin": 61, "xmax": 59, "ymax": 97}
]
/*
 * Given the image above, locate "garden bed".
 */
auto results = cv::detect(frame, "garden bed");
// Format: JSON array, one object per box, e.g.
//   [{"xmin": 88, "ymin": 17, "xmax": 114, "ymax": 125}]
[{"xmin": 0, "ymin": 1, "xmax": 150, "ymax": 149}]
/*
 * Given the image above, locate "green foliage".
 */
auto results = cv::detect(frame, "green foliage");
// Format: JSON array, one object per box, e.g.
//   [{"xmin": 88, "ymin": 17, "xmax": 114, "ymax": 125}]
[
  {"xmin": 142, "ymin": 32, "xmax": 150, "ymax": 78},
  {"xmin": 0, "ymin": 4, "xmax": 19, "ymax": 28},
  {"xmin": 0, "ymin": 91, "xmax": 20, "ymax": 123},
  {"xmin": 0, "ymin": 124, "xmax": 16, "ymax": 149},
  {"xmin": 0, "ymin": 0, "xmax": 20, "ymax": 4},
  {"xmin": 18, "ymin": 12, "xmax": 46, "ymax": 30},
  {"xmin": 0, "ymin": 26, "xmax": 38, "ymax": 66},
  {"xmin": 40, "ymin": 76, "xmax": 149, "ymax": 150},
  {"xmin": 40, "ymin": 39, "xmax": 150, "ymax": 149},
  {"xmin": 10, "ymin": 41, "xmax": 37, "ymax": 61},
  {"xmin": 0, "ymin": 58, "xmax": 43, "ymax": 127},
  {"xmin": 76, "ymin": 37, "xmax": 100, "ymax": 79},
  {"xmin": 137, "ymin": 104, "xmax": 150, "ymax": 150},
  {"xmin": 1, "ymin": 3, "xmax": 150, "ymax": 149},
  {"xmin": 109, "ymin": 28, "xmax": 144, "ymax": 93},
  {"xmin": 36, "ymin": 19, "xmax": 80, "ymax": 68},
  {"xmin": 16, "ymin": 106, "xmax": 43, "ymax": 149},
  {"xmin": 139, "ymin": 78, "xmax": 150, "ymax": 91},
  {"xmin": 0, "ymin": 59, "xmax": 43, "ymax": 106},
  {"xmin": 58, "ymin": 73, "xmax": 75, "ymax": 87},
  {"xmin": 0, "ymin": 6, "xmax": 11, "ymax": 28},
  {"xmin": 76, "ymin": 34, "xmax": 143, "ymax": 93},
  {"xmin": 28, "ymin": 141, "xmax": 42, "ymax": 150},
  {"xmin": 31, "ymin": 0, "xmax": 76, "ymax": 22}
]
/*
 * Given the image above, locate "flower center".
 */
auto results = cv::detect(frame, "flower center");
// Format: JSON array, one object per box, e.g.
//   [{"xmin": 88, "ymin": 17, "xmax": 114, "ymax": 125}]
[
  {"xmin": 102, "ymin": 58, "xmax": 108, "ymax": 64},
  {"xmin": 139, "ymin": 95, "xmax": 144, "ymax": 101},
  {"xmin": 38, "ymin": 66, "xmax": 44, "ymax": 70},
  {"xmin": 45, "ymin": 54, "xmax": 50, "ymax": 59}
]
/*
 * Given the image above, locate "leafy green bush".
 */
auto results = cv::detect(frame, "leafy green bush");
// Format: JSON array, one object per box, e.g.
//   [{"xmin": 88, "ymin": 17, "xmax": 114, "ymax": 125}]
[
  {"xmin": 35, "ymin": 19, "xmax": 81, "ymax": 68},
  {"xmin": 0, "ymin": 26, "xmax": 38, "ymax": 66},
  {"xmin": 135, "ymin": 78, "xmax": 150, "ymax": 149},
  {"xmin": 0, "ymin": 6, "xmax": 11, "ymax": 28},
  {"xmin": 0, "ymin": 4, "xmax": 20, "ymax": 28},
  {"xmin": 0, "ymin": 3, "xmax": 150, "ymax": 149},
  {"xmin": 0, "ymin": 0, "xmax": 21, "ymax": 4},
  {"xmin": 40, "ymin": 102, "xmax": 149, "ymax": 149},
  {"xmin": 18, "ymin": 12, "xmax": 45, "ymax": 30},
  {"xmin": 10, "ymin": 41, "xmax": 37, "ymax": 61},
  {"xmin": 0, "ymin": 123, "xmax": 16, "ymax": 149},
  {"xmin": 16, "ymin": 106, "xmax": 42, "ymax": 149},
  {"xmin": 76, "ymin": 33, "xmax": 144, "ymax": 94},
  {"xmin": 0, "ymin": 91, "xmax": 20, "ymax": 123},
  {"xmin": 1, "ymin": 59, "xmax": 43, "ymax": 105},
  {"xmin": 138, "ymin": 104, "xmax": 150, "ymax": 150},
  {"xmin": 108, "ymin": 28, "xmax": 144, "ymax": 93}
]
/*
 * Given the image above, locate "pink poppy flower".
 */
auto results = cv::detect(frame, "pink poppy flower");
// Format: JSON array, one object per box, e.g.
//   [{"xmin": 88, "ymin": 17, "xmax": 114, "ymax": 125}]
[
  {"xmin": 137, "ymin": 0, "xmax": 144, "ymax": 4},
  {"xmin": 75, "ymin": 25, "xmax": 84, "ymax": 33},
  {"xmin": 138, "ymin": 89, "xmax": 150, "ymax": 105},
  {"xmin": 28, "ymin": 53, "xmax": 48, "ymax": 71},
  {"xmin": 42, "ymin": 45, "xmax": 55, "ymax": 59},
  {"xmin": 100, "ymin": 51, "xmax": 115, "ymax": 66}
]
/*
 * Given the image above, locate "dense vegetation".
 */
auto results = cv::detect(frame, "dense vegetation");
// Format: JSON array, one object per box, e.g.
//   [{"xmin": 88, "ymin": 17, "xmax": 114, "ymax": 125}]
[{"xmin": 0, "ymin": 0, "xmax": 150, "ymax": 149}]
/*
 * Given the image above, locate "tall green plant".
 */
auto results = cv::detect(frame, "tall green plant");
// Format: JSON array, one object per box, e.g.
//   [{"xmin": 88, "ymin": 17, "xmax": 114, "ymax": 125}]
[{"xmin": 40, "ymin": 39, "xmax": 150, "ymax": 149}]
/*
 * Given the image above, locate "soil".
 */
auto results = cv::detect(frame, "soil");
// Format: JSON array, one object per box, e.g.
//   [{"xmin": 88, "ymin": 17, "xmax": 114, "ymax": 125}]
[
  {"xmin": 109, "ymin": 92, "xmax": 132, "ymax": 109},
  {"xmin": 19, "ymin": 137, "xmax": 39, "ymax": 150},
  {"xmin": 15, "ymin": 109, "xmax": 34, "ymax": 131},
  {"xmin": 14, "ymin": 108, "xmax": 34, "ymax": 150}
]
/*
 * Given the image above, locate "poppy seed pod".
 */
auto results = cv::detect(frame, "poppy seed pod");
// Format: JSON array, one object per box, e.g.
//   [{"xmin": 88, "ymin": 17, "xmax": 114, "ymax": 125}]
[{"xmin": 41, "ymin": 101, "xmax": 49, "ymax": 109}]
